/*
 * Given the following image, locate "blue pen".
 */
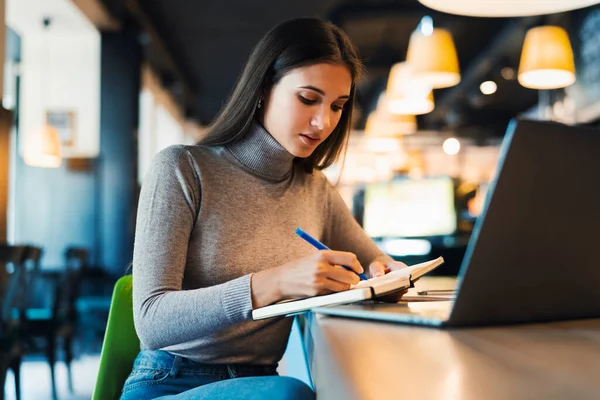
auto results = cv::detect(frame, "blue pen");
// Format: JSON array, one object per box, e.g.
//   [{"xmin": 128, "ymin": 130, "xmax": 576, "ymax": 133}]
[{"xmin": 295, "ymin": 227, "xmax": 368, "ymax": 281}]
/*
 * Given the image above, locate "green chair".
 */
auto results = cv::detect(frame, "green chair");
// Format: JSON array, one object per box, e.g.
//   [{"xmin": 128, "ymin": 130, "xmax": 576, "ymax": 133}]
[{"xmin": 92, "ymin": 275, "xmax": 139, "ymax": 400}]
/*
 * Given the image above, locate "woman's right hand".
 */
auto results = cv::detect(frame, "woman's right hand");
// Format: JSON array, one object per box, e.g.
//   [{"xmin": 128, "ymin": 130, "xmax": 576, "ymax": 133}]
[{"xmin": 251, "ymin": 250, "xmax": 365, "ymax": 309}]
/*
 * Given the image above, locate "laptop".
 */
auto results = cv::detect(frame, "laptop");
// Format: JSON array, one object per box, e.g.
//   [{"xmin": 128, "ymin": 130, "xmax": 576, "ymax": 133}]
[{"xmin": 315, "ymin": 119, "xmax": 600, "ymax": 327}]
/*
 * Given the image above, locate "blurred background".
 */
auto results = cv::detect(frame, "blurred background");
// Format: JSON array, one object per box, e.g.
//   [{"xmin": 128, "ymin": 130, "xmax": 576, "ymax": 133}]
[{"xmin": 1, "ymin": 0, "xmax": 599, "ymax": 398}]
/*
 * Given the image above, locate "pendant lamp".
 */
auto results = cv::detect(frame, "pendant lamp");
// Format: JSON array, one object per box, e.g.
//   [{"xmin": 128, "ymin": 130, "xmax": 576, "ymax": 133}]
[
  {"xmin": 365, "ymin": 112, "xmax": 417, "ymax": 138},
  {"xmin": 518, "ymin": 26, "xmax": 576, "ymax": 89},
  {"xmin": 366, "ymin": 92, "xmax": 418, "ymax": 137},
  {"xmin": 417, "ymin": 0, "xmax": 600, "ymax": 17},
  {"xmin": 24, "ymin": 17, "xmax": 62, "ymax": 168},
  {"xmin": 386, "ymin": 62, "xmax": 435, "ymax": 115},
  {"xmin": 23, "ymin": 125, "xmax": 62, "ymax": 168},
  {"xmin": 406, "ymin": 25, "xmax": 460, "ymax": 89}
]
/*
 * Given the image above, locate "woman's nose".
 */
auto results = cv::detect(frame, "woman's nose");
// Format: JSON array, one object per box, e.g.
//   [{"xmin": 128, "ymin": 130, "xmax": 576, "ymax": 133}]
[{"xmin": 311, "ymin": 107, "xmax": 331, "ymax": 131}]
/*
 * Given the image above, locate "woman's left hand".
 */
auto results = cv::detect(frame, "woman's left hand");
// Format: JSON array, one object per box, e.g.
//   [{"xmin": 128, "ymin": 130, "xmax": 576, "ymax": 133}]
[{"xmin": 368, "ymin": 256, "xmax": 409, "ymax": 303}]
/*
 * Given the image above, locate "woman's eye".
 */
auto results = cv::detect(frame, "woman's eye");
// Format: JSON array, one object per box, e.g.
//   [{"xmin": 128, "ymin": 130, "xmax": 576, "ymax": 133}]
[
  {"xmin": 299, "ymin": 96, "xmax": 317, "ymax": 105},
  {"xmin": 331, "ymin": 105, "xmax": 344, "ymax": 112}
]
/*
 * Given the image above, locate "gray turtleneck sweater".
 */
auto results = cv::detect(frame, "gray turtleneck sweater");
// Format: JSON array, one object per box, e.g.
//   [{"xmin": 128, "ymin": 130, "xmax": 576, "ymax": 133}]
[{"xmin": 132, "ymin": 121, "xmax": 384, "ymax": 365}]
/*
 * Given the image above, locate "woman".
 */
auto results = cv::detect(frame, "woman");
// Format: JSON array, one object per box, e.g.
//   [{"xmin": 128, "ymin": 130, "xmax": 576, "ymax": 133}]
[{"xmin": 124, "ymin": 17, "xmax": 407, "ymax": 399}]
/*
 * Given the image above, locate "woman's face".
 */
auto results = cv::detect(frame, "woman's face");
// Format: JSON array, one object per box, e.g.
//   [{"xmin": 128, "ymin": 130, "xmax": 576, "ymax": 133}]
[{"xmin": 260, "ymin": 63, "xmax": 352, "ymax": 158}]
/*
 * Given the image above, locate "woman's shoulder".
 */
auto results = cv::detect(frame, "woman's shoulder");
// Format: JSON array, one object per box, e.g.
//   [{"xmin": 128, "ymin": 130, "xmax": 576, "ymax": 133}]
[
  {"xmin": 295, "ymin": 167, "xmax": 335, "ymax": 191},
  {"xmin": 153, "ymin": 144, "xmax": 223, "ymax": 169}
]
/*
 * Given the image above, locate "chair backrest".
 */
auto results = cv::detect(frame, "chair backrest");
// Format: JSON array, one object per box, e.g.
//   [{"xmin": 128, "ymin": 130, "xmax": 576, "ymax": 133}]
[
  {"xmin": 0, "ymin": 245, "xmax": 27, "ymax": 325},
  {"xmin": 20, "ymin": 245, "xmax": 42, "ymax": 312},
  {"xmin": 92, "ymin": 275, "xmax": 140, "ymax": 400},
  {"xmin": 52, "ymin": 246, "xmax": 87, "ymax": 321},
  {"xmin": 65, "ymin": 247, "xmax": 88, "ymax": 271}
]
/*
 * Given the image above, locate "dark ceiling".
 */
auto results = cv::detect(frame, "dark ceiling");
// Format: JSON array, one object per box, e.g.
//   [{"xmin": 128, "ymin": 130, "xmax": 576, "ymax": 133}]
[{"xmin": 103, "ymin": 0, "xmax": 576, "ymax": 139}]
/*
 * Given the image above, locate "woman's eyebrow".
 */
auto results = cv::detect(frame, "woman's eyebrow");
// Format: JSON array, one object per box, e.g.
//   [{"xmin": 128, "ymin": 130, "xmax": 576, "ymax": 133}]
[{"xmin": 299, "ymin": 85, "xmax": 350, "ymax": 99}]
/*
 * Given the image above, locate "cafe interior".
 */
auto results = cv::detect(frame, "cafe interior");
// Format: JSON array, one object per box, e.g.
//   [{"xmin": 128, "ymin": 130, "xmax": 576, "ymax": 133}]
[{"xmin": 1, "ymin": 0, "xmax": 600, "ymax": 399}]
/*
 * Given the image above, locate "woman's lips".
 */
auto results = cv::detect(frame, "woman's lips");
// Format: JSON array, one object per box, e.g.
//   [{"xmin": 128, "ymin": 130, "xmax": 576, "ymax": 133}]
[{"xmin": 299, "ymin": 133, "xmax": 320, "ymax": 145}]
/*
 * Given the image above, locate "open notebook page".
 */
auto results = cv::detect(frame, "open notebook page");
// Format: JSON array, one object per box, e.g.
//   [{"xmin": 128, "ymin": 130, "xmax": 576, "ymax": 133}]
[
  {"xmin": 252, "ymin": 287, "xmax": 373, "ymax": 320},
  {"xmin": 351, "ymin": 257, "xmax": 445, "ymax": 297}
]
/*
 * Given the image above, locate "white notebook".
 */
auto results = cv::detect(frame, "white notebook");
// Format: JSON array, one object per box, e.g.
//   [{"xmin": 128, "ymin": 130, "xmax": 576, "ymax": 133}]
[{"xmin": 252, "ymin": 257, "xmax": 445, "ymax": 320}]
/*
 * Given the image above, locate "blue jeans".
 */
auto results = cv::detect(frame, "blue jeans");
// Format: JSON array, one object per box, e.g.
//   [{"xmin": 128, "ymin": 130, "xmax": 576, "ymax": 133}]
[{"xmin": 120, "ymin": 350, "xmax": 315, "ymax": 400}]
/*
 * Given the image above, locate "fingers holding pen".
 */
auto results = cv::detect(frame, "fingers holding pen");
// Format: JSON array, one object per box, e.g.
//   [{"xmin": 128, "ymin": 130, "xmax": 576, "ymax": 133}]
[{"xmin": 318, "ymin": 250, "xmax": 364, "ymax": 275}]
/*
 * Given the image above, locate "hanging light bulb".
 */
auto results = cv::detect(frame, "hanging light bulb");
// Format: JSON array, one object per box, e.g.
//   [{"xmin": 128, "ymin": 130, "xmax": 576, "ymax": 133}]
[
  {"xmin": 518, "ymin": 26, "xmax": 576, "ymax": 90},
  {"xmin": 386, "ymin": 62, "xmax": 434, "ymax": 115},
  {"xmin": 406, "ymin": 17, "xmax": 461, "ymax": 89},
  {"xmin": 417, "ymin": 0, "xmax": 599, "ymax": 18},
  {"xmin": 419, "ymin": 15, "xmax": 434, "ymax": 36},
  {"xmin": 443, "ymin": 137, "xmax": 460, "ymax": 155},
  {"xmin": 23, "ymin": 16, "xmax": 63, "ymax": 168},
  {"xmin": 480, "ymin": 81, "xmax": 498, "ymax": 95}
]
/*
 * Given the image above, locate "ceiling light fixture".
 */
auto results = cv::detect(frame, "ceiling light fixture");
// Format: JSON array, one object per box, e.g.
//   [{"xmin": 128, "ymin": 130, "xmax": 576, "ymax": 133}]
[
  {"xmin": 501, "ymin": 67, "xmax": 516, "ymax": 80},
  {"xmin": 443, "ymin": 138, "xmax": 460, "ymax": 155},
  {"xmin": 365, "ymin": 112, "xmax": 417, "ymax": 138},
  {"xmin": 23, "ymin": 17, "xmax": 62, "ymax": 168},
  {"xmin": 386, "ymin": 62, "xmax": 435, "ymax": 115},
  {"xmin": 417, "ymin": 0, "xmax": 600, "ymax": 17},
  {"xmin": 406, "ymin": 17, "xmax": 461, "ymax": 88},
  {"xmin": 518, "ymin": 26, "xmax": 576, "ymax": 89},
  {"xmin": 480, "ymin": 81, "xmax": 498, "ymax": 95}
]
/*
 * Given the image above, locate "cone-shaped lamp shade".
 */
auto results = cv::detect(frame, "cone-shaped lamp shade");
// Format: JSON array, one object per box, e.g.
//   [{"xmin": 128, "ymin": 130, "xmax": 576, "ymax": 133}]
[
  {"xmin": 365, "ymin": 112, "xmax": 417, "ymax": 138},
  {"xmin": 386, "ymin": 62, "xmax": 434, "ymax": 115},
  {"xmin": 518, "ymin": 26, "xmax": 576, "ymax": 89},
  {"xmin": 406, "ymin": 28, "xmax": 460, "ymax": 89},
  {"xmin": 369, "ymin": 92, "xmax": 418, "ymax": 136},
  {"xmin": 418, "ymin": 0, "xmax": 600, "ymax": 17},
  {"xmin": 23, "ymin": 125, "xmax": 62, "ymax": 168}
]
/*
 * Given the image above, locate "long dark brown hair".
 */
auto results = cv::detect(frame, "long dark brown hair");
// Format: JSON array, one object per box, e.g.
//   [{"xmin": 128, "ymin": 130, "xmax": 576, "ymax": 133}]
[{"xmin": 199, "ymin": 18, "xmax": 364, "ymax": 173}]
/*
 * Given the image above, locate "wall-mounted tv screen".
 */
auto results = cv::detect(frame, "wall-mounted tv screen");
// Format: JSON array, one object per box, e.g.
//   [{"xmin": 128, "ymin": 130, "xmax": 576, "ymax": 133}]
[{"xmin": 363, "ymin": 176, "xmax": 457, "ymax": 238}]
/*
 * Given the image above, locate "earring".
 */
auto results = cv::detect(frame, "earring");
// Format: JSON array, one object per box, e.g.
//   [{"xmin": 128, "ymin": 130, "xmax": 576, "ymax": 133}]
[{"xmin": 257, "ymin": 99, "xmax": 263, "ymax": 109}]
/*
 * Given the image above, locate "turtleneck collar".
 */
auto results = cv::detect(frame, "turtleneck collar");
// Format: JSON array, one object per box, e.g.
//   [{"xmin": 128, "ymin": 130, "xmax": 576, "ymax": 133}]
[{"xmin": 225, "ymin": 120, "xmax": 295, "ymax": 182}]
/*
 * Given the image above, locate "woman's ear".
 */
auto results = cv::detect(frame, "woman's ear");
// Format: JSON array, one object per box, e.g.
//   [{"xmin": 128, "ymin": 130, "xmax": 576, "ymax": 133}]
[
  {"xmin": 258, "ymin": 87, "xmax": 272, "ymax": 113},
  {"xmin": 261, "ymin": 82, "xmax": 274, "ymax": 103},
  {"xmin": 256, "ymin": 89, "xmax": 268, "ymax": 123}
]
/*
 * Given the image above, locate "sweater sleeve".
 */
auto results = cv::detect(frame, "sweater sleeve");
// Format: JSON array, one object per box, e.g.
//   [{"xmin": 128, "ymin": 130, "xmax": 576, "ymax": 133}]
[
  {"xmin": 321, "ymin": 175, "xmax": 385, "ymax": 268},
  {"xmin": 132, "ymin": 145, "xmax": 254, "ymax": 351}
]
